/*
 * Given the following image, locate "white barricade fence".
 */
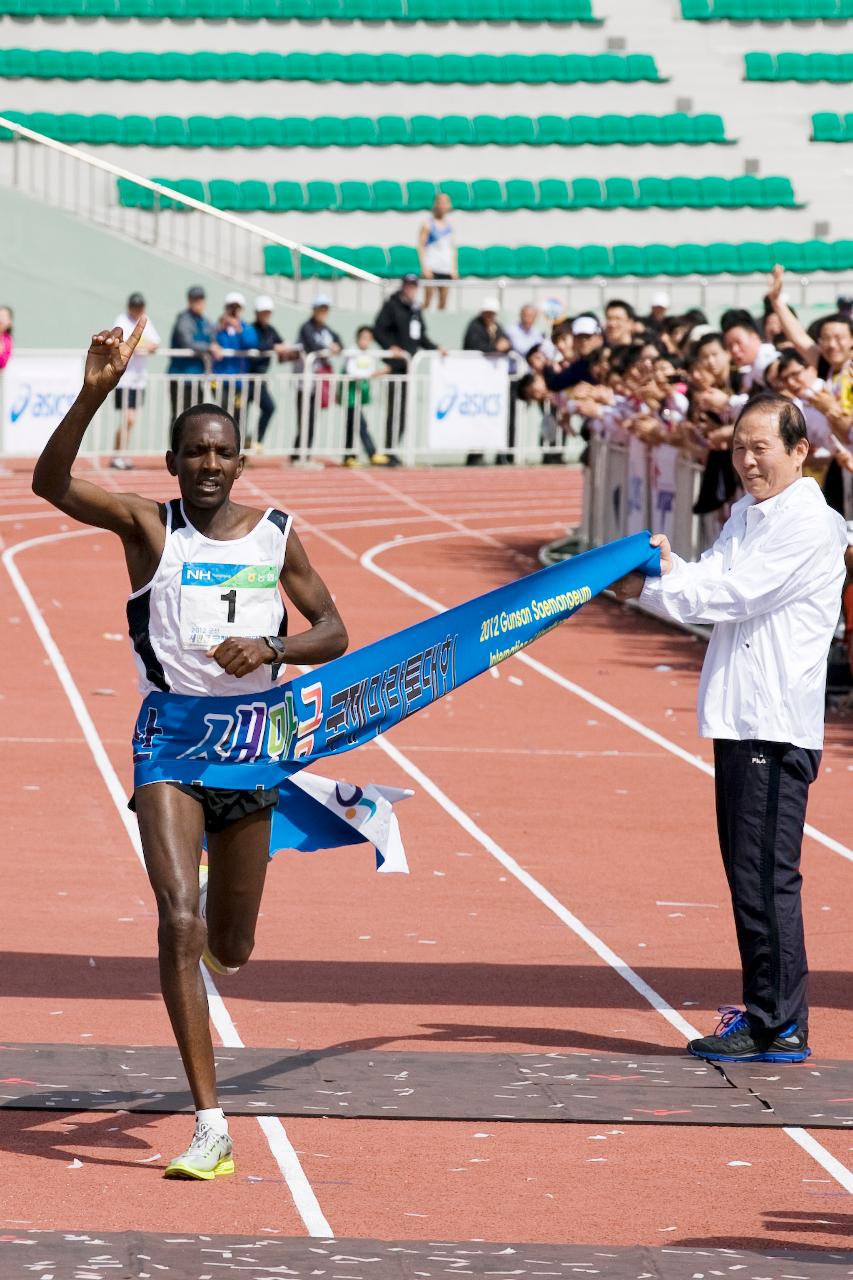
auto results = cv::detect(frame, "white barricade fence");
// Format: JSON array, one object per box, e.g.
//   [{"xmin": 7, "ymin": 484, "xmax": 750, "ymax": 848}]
[
  {"xmin": 583, "ymin": 434, "xmax": 709, "ymax": 562},
  {"xmin": 0, "ymin": 348, "xmax": 557, "ymax": 465}
]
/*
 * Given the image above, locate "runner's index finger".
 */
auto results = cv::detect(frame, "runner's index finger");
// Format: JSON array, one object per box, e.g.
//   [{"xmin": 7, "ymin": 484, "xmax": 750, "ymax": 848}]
[{"xmin": 125, "ymin": 313, "xmax": 148, "ymax": 353}]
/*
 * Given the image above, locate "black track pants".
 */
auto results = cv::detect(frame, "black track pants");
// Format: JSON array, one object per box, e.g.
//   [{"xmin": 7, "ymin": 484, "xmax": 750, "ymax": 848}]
[{"xmin": 713, "ymin": 738, "xmax": 820, "ymax": 1036}]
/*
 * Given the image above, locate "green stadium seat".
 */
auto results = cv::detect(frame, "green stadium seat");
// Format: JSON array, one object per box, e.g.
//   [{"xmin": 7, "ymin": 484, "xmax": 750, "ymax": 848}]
[
  {"xmin": 504, "ymin": 178, "xmax": 537, "ymax": 209},
  {"xmin": 441, "ymin": 115, "xmax": 475, "ymax": 145},
  {"xmin": 698, "ymin": 176, "xmax": 733, "ymax": 208},
  {"xmin": 116, "ymin": 177, "xmax": 153, "ymax": 208},
  {"xmin": 154, "ymin": 177, "xmax": 204, "ymax": 208},
  {"xmin": 736, "ymin": 241, "xmax": 775, "ymax": 273},
  {"xmin": 668, "ymin": 177, "xmax": 701, "ymax": 207},
  {"xmin": 625, "ymin": 53, "xmax": 661, "ymax": 81},
  {"xmin": 571, "ymin": 177, "xmax": 604, "ymax": 208},
  {"xmin": 264, "ymin": 245, "xmax": 294, "ymax": 277},
  {"xmin": 603, "ymin": 177, "xmax": 637, "ymax": 208},
  {"xmin": 832, "ymin": 240, "xmax": 853, "ymax": 270},
  {"xmin": 470, "ymin": 178, "xmax": 503, "ymax": 209},
  {"xmin": 240, "ymin": 179, "xmax": 272, "ymax": 210},
  {"xmin": 844, "ymin": 112, "xmax": 853, "ymax": 140},
  {"xmin": 343, "ymin": 117, "xmax": 379, "ymax": 146},
  {"xmin": 798, "ymin": 239, "xmax": 833, "ymax": 270},
  {"xmin": 597, "ymin": 114, "xmax": 630, "ymax": 145},
  {"xmin": 536, "ymin": 116, "xmax": 570, "ymax": 145},
  {"xmin": 273, "ymin": 180, "xmax": 305, "ymax": 211},
  {"xmin": 224, "ymin": 116, "xmax": 256, "ymax": 146},
  {"xmin": 302, "ymin": 245, "xmax": 335, "ymax": 280},
  {"xmin": 151, "ymin": 115, "xmax": 187, "ymax": 146},
  {"xmin": 729, "ymin": 174, "xmax": 764, "ymax": 207},
  {"xmin": 369, "ymin": 180, "xmax": 406, "ymax": 210},
  {"xmin": 353, "ymin": 245, "xmax": 388, "ymax": 276},
  {"xmin": 187, "ymin": 115, "xmax": 221, "ymax": 146},
  {"xmin": 530, "ymin": 53, "xmax": 564, "ymax": 83},
  {"xmin": 611, "ymin": 245, "xmax": 646, "ymax": 276},
  {"xmin": 387, "ymin": 244, "xmax": 420, "ymax": 276},
  {"xmin": 704, "ymin": 242, "xmax": 739, "ymax": 273},
  {"xmin": 681, "ymin": 0, "xmax": 713, "ymax": 16},
  {"xmin": 812, "ymin": 112, "xmax": 844, "ymax": 141},
  {"xmin": 403, "ymin": 180, "xmax": 434, "ymax": 210},
  {"xmin": 636, "ymin": 177, "xmax": 671, "ymax": 208},
  {"xmin": 592, "ymin": 52, "xmax": 628, "ymax": 82},
  {"xmin": 338, "ymin": 180, "xmax": 372, "ymax": 211},
  {"xmin": 484, "ymin": 245, "xmax": 516, "ymax": 277},
  {"xmin": 810, "ymin": 53, "xmax": 843, "ymax": 82},
  {"xmin": 122, "ymin": 114, "xmax": 157, "ymax": 145},
  {"xmin": 631, "ymin": 114, "xmax": 665, "ymax": 145},
  {"xmin": 576, "ymin": 245, "xmax": 610, "ymax": 277},
  {"xmin": 537, "ymin": 178, "xmax": 570, "ymax": 208},
  {"xmin": 769, "ymin": 239, "xmax": 805, "ymax": 270},
  {"xmin": 252, "ymin": 116, "xmax": 285, "ymax": 146},
  {"xmin": 410, "ymin": 115, "xmax": 443, "ymax": 145},
  {"xmin": 506, "ymin": 116, "xmax": 537, "ymax": 145},
  {"xmin": 675, "ymin": 243, "xmax": 709, "ymax": 274},
  {"xmin": 692, "ymin": 113, "xmax": 727, "ymax": 144},
  {"xmin": 439, "ymin": 179, "xmax": 471, "ymax": 209},
  {"xmin": 456, "ymin": 246, "xmax": 485, "ymax": 277},
  {"xmin": 513, "ymin": 245, "xmax": 549, "ymax": 276},
  {"xmin": 208, "ymin": 178, "xmax": 242, "ymax": 209},
  {"xmin": 313, "ymin": 116, "xmax": 347, "ymax": 146},
  {"xmin": 777, "ymin": 52, "xmax": 811, "ymax": 81},
  {"xmin": 376, "ymin": 115, "xmax": 410, "ymax": 145},
  {"xmin": 547, "ymin": 245, "xmax": 579, "ymax": 276},
  {"xmin": 305, "ymin": 179, "xmax": 338, "ymax": 210},
  {"xmin": 744, "ymin": 52, "xmax": 776, "ymax": 81},
  {"xmin": 472, "ymin": 115, "xmax": 506, "ymax": 145},
  {"xmin": 316, "ymin": 52, "xmax": 348, "ymax": 81},
  {"xmin": 643, "ymin": 244, "xmax": 678, "ymax": 275}
]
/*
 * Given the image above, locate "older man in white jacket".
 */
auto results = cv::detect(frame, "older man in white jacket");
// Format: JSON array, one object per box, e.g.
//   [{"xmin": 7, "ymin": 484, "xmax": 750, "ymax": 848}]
[{"xmin": 616, "ymin": 393, "xmax": 847, "ymax": 1063}]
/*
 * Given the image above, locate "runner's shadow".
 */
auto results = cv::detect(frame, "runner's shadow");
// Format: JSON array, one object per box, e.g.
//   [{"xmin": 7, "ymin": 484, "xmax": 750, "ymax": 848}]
[
  {"xmin": 407, "ymin": 1022, "xmax": 686, "ymax": 1056},
  {"xmin": 0, "ymin": 1107, "xmax": 162, "ymax": 1171},
  {"xmin": 673, "ymin": 1237, "xmax": 853, "ymax": 1257}
]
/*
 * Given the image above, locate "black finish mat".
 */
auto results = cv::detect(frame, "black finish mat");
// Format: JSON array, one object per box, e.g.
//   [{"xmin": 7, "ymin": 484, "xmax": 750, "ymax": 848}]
[
  {"xmin": 1, "ymin": 1232, "xmax": 851, "ymax": 1280},
  {"xmin": 1, "ymin": 1043, "xmax": 852, "ymax": 1126}
]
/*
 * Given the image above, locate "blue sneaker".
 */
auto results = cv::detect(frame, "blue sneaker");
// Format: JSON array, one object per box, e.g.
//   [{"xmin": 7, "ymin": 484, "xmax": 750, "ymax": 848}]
[{"xmin": 688, "ymin": 1006, "xmax": 811, "ymax": 1063}]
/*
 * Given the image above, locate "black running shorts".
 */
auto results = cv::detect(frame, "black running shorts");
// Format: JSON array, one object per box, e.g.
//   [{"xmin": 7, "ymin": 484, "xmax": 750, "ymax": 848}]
[{"xmin": 129, "ymin": 783, "xmax": 279, "ymax": 834}]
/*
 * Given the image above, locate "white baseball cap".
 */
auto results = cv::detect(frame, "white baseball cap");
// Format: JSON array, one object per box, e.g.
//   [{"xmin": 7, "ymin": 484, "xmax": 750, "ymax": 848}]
[
  {"xmin": 254, "ymin": 294, "xmax": 274, "ymax": 312},
  {"xmin": 481, "ymin": 296, "xmax": 500, "ymax": 313},
  {"xmin": 312, "ymin": 293, "xmax": 333, "ymax": 309},
  {"xmin": 571, "ymin": 315, "xmax": 601, "ymax": 337},
  {"xmin": 224, "ymin": 290, "xmax": 246, "ymax": 307},
  {"xmin": 651, "ymin": 290, "xmax": 670, "ymax": 309}
]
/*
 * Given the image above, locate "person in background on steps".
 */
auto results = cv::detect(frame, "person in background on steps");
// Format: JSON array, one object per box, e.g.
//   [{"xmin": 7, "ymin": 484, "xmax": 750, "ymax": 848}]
[{"xmin": 111, "ymin": 292, "xmax": 160, "ymax": 471}]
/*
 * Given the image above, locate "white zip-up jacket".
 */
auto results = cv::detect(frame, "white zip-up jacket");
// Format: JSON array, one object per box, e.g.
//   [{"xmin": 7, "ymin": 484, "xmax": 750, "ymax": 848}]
[{"xmin": 640, "ymin": 477, "xmax": 847, "ymax": 748}]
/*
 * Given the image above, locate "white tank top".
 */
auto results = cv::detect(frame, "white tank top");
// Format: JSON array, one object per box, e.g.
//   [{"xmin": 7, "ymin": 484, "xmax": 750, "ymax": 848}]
[{"xmin": 127, "ymin": 498, "xmax": 292, "ymax": 697}]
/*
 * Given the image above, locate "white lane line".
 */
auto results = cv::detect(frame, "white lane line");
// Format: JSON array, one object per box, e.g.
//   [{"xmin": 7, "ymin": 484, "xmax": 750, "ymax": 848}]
[
  {"xmin": 2, "ymin": 527, "xmax": 332, "ymax": 1238},
  {"xmin": 357, "ymin": 529, "xmax": 853, "ymax": 1194}
]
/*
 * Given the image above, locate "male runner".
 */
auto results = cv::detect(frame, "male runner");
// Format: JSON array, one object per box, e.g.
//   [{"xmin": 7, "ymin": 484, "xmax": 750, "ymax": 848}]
[{"xmin": 32, "ymin": 318, "xmax": 348, "ymax": 1179}]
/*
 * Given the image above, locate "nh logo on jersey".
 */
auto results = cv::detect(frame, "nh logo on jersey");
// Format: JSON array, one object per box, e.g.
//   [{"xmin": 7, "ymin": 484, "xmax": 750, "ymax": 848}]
[{"xmin": 181, "ymin": 562, "xmax": 278, "ymax": 589}]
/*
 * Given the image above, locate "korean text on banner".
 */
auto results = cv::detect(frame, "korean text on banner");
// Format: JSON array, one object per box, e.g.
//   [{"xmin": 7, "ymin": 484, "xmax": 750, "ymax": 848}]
[
  {"xmin": 427, "ymin": 355, "xmax": 509, "ymax": 454},
  {"xmin": 1, "ymin": 355, "xmax": 84, "ymax": 456}
]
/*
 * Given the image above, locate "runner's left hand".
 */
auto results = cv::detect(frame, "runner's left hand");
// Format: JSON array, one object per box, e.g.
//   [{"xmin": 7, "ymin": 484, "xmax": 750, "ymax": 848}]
[{"xmin": 207, "ymin": 637, "xmax": 274, "ymax": 676}]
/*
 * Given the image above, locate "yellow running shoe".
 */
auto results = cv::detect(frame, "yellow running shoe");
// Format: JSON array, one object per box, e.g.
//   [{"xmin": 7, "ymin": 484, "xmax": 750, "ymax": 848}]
[{"xmin": 163, "ymin": 1121, "xmax": 235, "ymax": 1180}]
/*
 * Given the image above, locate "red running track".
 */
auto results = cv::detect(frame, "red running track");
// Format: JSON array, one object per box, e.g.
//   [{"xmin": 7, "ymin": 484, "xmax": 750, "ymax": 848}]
[{"xmin": 0, "ymin": 460, "xmax": 851, "ymax": 1251}]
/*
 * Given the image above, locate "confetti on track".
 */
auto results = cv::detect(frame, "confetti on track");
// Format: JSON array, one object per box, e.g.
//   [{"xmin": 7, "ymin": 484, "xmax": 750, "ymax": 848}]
[{"xmin": 1, "ymin": 460, "xmax": 851, "ymax": 1258}]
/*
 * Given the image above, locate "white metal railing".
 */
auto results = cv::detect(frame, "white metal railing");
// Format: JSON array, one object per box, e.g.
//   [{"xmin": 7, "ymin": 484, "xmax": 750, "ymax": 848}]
[
  {"xmin": 0, "ymin": 113, "xmax": 383, "ymax": 308},
  {"xmin": 0, "ymin": 347, "xmax": 555, "ymax": 466}
]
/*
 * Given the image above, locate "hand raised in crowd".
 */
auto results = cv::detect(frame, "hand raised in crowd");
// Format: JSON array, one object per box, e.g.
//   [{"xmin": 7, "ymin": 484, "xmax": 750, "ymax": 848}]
[
  {"xmin": 83, "ymin": 314, "xmax": 147, "ymax": 397},
  {"xmin": 767, "ymin": 263, "xmax": 784, "ymax": 308}
]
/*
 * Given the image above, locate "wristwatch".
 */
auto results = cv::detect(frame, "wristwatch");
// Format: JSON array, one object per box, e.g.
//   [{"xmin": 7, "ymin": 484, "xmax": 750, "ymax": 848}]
[{"xmin": 264, "ymin": 636, "xmax": 287, "ymax": 664}]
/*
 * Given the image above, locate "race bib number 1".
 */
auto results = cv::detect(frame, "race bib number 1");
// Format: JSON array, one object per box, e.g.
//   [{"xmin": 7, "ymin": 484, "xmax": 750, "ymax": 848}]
[{"xmin": 180, "ymin": 562, "xmax": 279, "ymax": 650}]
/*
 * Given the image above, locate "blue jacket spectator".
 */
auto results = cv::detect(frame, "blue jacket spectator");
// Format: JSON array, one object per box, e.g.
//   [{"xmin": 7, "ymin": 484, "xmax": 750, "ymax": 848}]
[
  {"xmin": 213, "ymin": 292, "xmax": 258, "ymax": 376},
  {"xmin": 167, "ymin": 285, "xmax": 219, "ymax": 375}
]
